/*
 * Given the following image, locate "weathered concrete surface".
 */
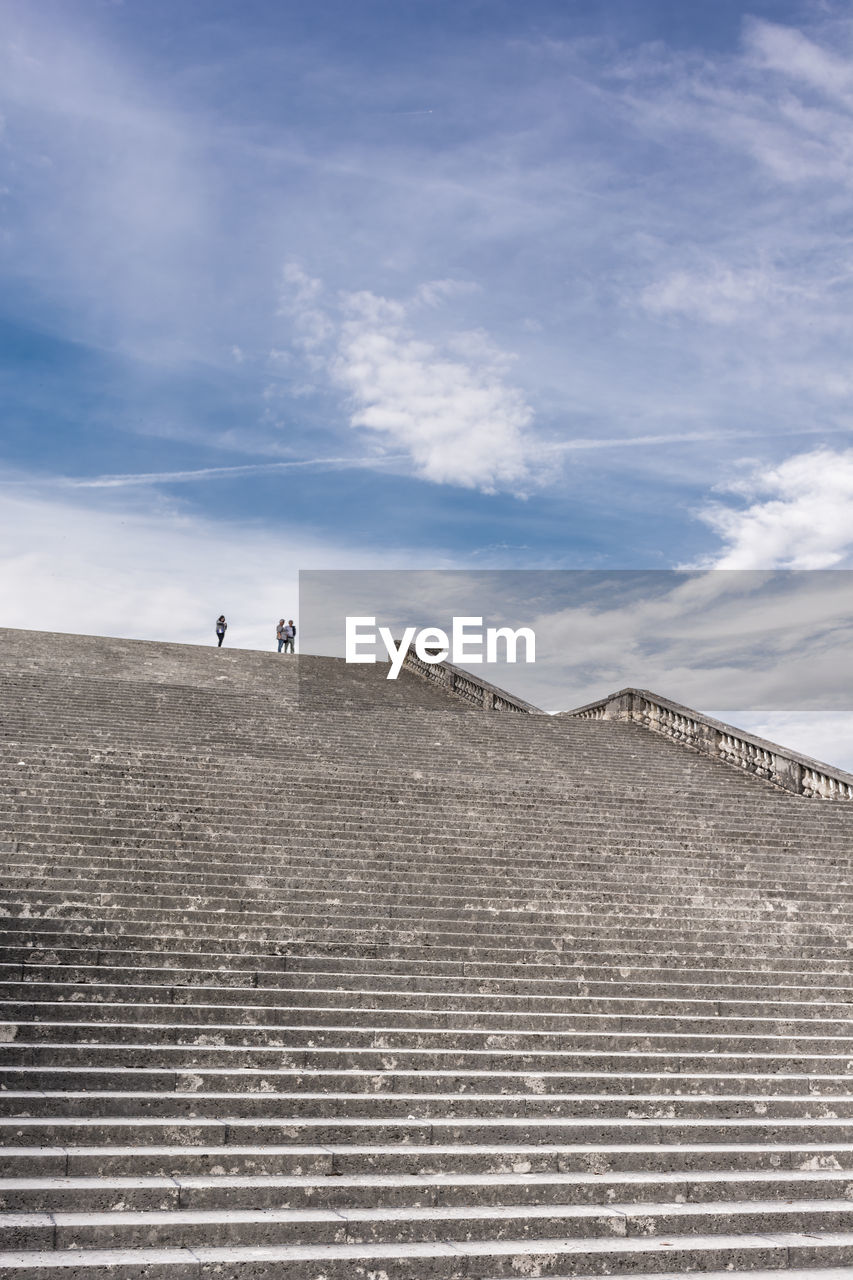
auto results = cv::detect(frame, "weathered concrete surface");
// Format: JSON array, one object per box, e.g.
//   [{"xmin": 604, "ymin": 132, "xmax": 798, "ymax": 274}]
[{"xmin": 0, "ymin": 627, "xmax": 852, "ymax": 1278}]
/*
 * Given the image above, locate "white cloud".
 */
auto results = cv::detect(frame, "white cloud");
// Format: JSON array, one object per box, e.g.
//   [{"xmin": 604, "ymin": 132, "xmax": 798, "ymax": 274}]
[
  {"xmin": 696, "ymin": 448, "xmax": 853, "ymax": 569},
  {"xmin": 279, "ymin": 268, "xmax": 537, "ymax": 493},
  {"xmin": 334, "ymin": 293, "xmax": 534, "ymax": 491},
  {"xmin": 0, "ymin": 488, "xmax": 408, "ymax": 651}
]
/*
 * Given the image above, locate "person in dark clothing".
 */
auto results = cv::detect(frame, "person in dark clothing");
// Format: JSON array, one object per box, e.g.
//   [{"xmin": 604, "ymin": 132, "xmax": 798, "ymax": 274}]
[
  {"xmin": 283, "ymin": 620, "xmax": 296, "ymax": 653},
  {"xmin": 216, "ymin": 616, "xmax": 227, "ymax": 647}
]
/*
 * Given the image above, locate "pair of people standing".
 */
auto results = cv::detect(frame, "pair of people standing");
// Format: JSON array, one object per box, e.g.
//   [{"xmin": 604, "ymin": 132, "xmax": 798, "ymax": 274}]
[
  {"xmin": 276, "ymin": 620, "xmax": 296, "ymax": 653},
  {"xmin": 215, "ymin": 617, "xmax": 296, "ymax": 652}
]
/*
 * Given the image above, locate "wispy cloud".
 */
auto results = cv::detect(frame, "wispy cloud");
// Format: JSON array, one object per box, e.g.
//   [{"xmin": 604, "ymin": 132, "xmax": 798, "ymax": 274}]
[
  {"xmin": 9, "ymin": 456, "xmax": 406, "ymax": 490},
  {"xmin": 602, "ymin": 10, "xmax": 853, "ymax": 447},
  {"xmin": 619, "ymin": 16, "xmax": 853, "ymax": 189},
  {"xmin": 743, "ymin": 18, "xmax": 853, "ymax": 114},
  {"xmin": 640, "ymin": 264, "xmax": 805, "ymax": 327},
  {"xmin": 546, "ymin": 430, "xmax": 747, "ymax": 452}
]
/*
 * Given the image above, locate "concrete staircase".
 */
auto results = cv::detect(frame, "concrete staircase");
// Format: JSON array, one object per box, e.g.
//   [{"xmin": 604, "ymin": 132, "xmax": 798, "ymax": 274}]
[{"xmin": 1, "ymin": 627, "xmax": 853, "ymax": 1278}]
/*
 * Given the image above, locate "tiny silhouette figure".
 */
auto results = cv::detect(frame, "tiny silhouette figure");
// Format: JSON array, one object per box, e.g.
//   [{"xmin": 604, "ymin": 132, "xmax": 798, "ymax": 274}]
[
  {"xmin": 283, "ymin": 619, "xmax": 296, "ymax": 654},
  {"xmin": 216, "ymin": 615, "xmax": 227, "ymax": 647},
  {"xmin": 276, "ymin": 619, "xmax": 287, "ymax": 653}
]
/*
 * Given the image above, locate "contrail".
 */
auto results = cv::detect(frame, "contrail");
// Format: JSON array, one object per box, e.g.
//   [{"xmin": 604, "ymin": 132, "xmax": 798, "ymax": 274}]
[{"xmin": 7, "ymin": 455, "xmax": 407, "ymax": 490}]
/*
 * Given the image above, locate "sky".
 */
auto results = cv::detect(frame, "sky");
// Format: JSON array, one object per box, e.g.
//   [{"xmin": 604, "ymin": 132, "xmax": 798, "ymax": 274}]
[{"xmin": 1, "ymin": 0, "xmax": 853, "ymax": 762}]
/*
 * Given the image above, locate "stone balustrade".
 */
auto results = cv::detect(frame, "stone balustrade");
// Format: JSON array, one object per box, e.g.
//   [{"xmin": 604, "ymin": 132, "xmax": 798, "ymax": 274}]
[
  {"xmin": 400, "ymin": 649, "xmax": 541, "ymax": 713},
  {"xmin": 565, "ymin": 687, "xmax": 853, "ymax": 800}
]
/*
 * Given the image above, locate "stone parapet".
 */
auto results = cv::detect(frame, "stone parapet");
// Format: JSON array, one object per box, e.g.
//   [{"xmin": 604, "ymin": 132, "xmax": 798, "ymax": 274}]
[
  {"xmin": 400, "ymin": 649, "xmax": 543, "ymax": 714},
  {"xmin": 563, "ymin": 687, "xmax": 853, "ymax": 800}
]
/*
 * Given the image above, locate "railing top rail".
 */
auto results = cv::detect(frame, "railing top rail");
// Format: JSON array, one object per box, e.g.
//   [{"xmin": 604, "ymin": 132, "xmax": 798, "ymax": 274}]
[
  {"xmin": 442, "ymin": 658, "xmax": 543, "ymax": 712},
  {"xmin": 562, "ymin": 686, "xmax": 853, "ymax": 790},
  {"xmin": 400, "ymin": 648, "xmax": 543, "ymax": 714}
]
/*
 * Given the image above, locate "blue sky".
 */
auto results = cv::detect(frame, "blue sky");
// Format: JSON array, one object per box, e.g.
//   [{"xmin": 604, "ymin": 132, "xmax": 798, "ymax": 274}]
[{"xmin": 2, "ymin": 0, "xmax": 853, "ymax": 756}]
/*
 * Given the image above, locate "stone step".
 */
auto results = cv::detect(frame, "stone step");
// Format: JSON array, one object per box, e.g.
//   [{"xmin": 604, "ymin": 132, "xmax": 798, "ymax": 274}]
[
  {"xmin": 10, "ymin": 997, "xmax": 853, "ymax": 1038},
  {"xmin": 3, "ymin": 799, "xmax": 846, "ymax": 834},
  {"xmin": 4, "ymin": 1067, "xmax": 852, "ymax": 1098},
  {"xmin": 6, "ymin": 1140, "xmax": 853, "ymax": 1179},
  {"xmin": 8, "ymin": 1115, "xmax": 853, "ymax": 1148},
  {"xmin": 5, "ymin": 812, "xmax": 844, "ymax": 841},
  {"xmin": 0, "ymin": 751, "xmax": 831, "ymax": 786},
  {"xmin": 7, "ymin": 885, "xmax": 842, "ymax": 930},
  {"xmin": 11, "ymin": 1042, "xmax": 853, "ymax": 1074},
  {"xmin": 0, "ymin": 758, "xmax": 811, "ymax": 789},
  {"xmin": 3, "ymin": 922, "xmax": 848, "ymax": 967},
  {"xmin": 1, "ymin": 1227, "xmax": 852, "ymax": 1279},
  {"xmin": 4, "ymin": 1091, "xmax": 853, "ymax": 1121},
  {"xmin": 7, "ymin": 820, "xmax": 851, "ymax": 856},
  {"xmin": 0, "ymin": 868, "xmax": 827, "ymax": 913},
  {"xmin": 4, "ymin": 1167, "xmax": 853, "ymax": 1212},
  {"xmin": 2, "ymin": 774, "xmax": 813, "ymax": 800},
  {"xmin": 6, "ymin": 951, "xmax": 853, "ymax": 997},
  {"xmin": 6, "ymin": 858, "xmax": 849, "ymax": 909},
  {"xmin": 0, "ymin": 809, "xmax": 835, "ymax": 839},
  {"xmin": 10, "ymin": 1017, "xmax": 853, "ymax": 1055},
  {"xmin": 10, "ymin": 823, "xmax": 851, "ymax": 860},
  {"xmin": 0, "ymin": 834, "xmax": 819, "ymax": 857},
  {"xmin": 1, "ymin": 885, "xmax": 847, "ymax": 929},
  {"xmin": 8, "ymin": 855, "xmax": 849, "ymax": 899},
  {"xmin": 8, "ymin": 975, "xmax": 853, "ymax": 1021},
  {"xmin": 6, "ymin": 1196, "xmax": 853, "ymax": 1251},
  {"xmin": 3, "ymin": 632, "xmax": 853, "ymax": 1275},
  {"xmin": 10, "ymin": 897, "xmax": 839, "ymax": 940}
]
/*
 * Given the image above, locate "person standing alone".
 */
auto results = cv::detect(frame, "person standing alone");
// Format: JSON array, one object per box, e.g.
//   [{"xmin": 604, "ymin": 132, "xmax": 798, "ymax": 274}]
[{"xmin": 215, "ymin": 616, "xmax": 227, "ymax": 647}]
